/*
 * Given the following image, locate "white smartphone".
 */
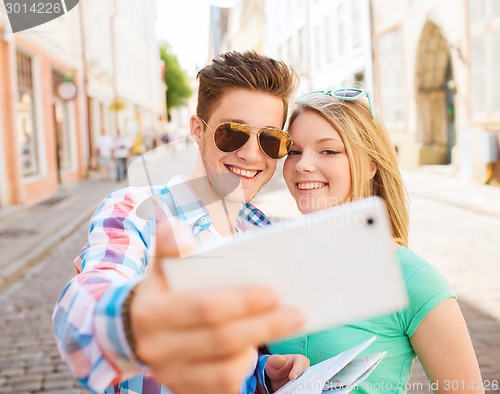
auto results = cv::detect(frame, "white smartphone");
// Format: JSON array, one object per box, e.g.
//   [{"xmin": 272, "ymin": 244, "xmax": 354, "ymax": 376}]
[{"xmin": 162, "ymin": 196, "xmax": 408, "ymax": 334}]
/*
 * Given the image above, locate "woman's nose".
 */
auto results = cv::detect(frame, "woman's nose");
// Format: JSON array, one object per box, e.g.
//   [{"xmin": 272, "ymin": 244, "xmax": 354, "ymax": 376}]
[{"xmin": 295, "ymin": 153, "xmax": 316, "ymax": 173}]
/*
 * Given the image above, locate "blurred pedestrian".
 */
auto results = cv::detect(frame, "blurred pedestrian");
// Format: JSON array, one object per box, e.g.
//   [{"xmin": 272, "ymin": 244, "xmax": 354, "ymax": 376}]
[
  {"xmin": 95, "ymin": 129, "xmax": 113, "ymax": 181},
  {"xmin": 114, "ymin": 131, "xmax": 132, "ymax": 182},
  {"xmin": 143, "ymin": 127, "xmax": 155, "ymax": 152},
  {"xmin": 131, "ymin": 133, "xmax": 143, "ymax": 156},
  {"xmin": 161, "ymin": 132, "xmax": 171, "ymax": 144}
]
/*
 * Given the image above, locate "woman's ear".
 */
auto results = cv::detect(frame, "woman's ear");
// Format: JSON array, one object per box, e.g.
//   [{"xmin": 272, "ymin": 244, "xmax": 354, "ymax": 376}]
[
  {"xmin": 369, "ymin": 160, "xmax": 378, "ymax": 180},
  {"xmin": 190, "ymin": 116, "xmax": 204, "ymax": 145}
]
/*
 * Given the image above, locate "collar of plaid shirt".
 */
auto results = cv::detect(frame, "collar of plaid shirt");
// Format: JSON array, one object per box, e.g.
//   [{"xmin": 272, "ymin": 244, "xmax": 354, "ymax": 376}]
[{"xmin": 165, "ymin": 173, "xmax": 271, "ymax": 239}]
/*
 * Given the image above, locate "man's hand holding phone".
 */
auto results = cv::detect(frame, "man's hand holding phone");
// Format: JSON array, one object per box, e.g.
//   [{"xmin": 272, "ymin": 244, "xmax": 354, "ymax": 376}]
[{"xmin": 127, "ymin": 220, "xmax": 305, "ymax": 394}]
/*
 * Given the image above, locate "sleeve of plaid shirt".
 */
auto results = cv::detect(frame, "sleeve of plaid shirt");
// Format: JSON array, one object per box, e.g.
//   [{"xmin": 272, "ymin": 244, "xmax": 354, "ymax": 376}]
[{"xmin": 52, "ymin": 186, "xmax": 272, "ymax": 393}]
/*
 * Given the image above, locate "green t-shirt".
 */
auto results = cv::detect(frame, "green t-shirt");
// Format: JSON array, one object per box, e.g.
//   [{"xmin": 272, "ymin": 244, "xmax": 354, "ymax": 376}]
[{"xmin": 268, "ymin": 247, "xmax": 456, "ymax": 394}]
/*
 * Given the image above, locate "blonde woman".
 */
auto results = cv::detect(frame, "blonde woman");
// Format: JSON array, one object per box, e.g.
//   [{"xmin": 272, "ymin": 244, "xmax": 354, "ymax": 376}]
[{"xmin": 269, "ymin": 89, "xmax": 484, "ymax": 393}]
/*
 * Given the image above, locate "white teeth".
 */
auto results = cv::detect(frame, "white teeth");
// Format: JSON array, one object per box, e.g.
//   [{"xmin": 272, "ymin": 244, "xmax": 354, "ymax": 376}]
[
  {"xmin": 228, "ymin": 166, "xmax": 258, "ymax": 178},
  {"xmin": 297, "ymin": 182, "xmax": 326, "ymax": 190}
]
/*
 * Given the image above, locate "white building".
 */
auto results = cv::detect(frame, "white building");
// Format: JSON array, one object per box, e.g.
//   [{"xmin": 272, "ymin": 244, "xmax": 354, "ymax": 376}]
[
  {"xmin": 211, "ymin": 0, "xmax": 500, "ymax": 183},
  {"xmin": 372, "ymin": 0, "xmax": 500, "ymax": 181},
  {"xmin": 263, "ymin": 0, "xmax": 373, "ymax": 95},
  {"xmin": 212, "ymin": 0, "xmax": 373, "ymax": 99},
  {"xmin": 81, "ymin": 0, "xmax": 166, "ymax": 155},
  {"xmin": 223, "ymin": 0, "xmax": 265, "ymax": 53}
]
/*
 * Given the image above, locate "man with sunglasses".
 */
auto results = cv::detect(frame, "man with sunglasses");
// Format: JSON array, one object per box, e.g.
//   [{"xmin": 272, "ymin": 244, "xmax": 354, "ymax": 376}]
[{"xmin": 53, "ymin": 51, "xmax": 307, "ymax": 394}]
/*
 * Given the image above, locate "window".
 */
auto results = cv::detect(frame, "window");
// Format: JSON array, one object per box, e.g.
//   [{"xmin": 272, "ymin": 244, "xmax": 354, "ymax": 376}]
[
  {"xmin": 469, "ymin": 0, "xmax": 486, "ymax": 26},
  {"xmin": 471, "ymin": 36, "xmax": 487, "ymax": 114},
  {"xmin": 298, "ymin": 27, "xmax": 307, "ymax": 73},
  {"xmin": 352, "ymin": 0, "xmax": 362, "ymax": 48},
  {"xmin": 287, "ymin": 37, "xmax": 293, "ymax": 67},
  {"xmin": 52, "ymin": 70, "xmax": 74, "ymax": 170},
  {"xmin": 315, "ymin": 26, "xmax": 321, "ymax": 68},
  {"xmin": 378, "ymin": 29, "xmax": 405, "ymax": 127},
  {"xmin": 16, "ymin": 51, "xmax": 39, "ymax": 177},
  {"xmin": 469, "ymin": 0, "xmax": 500, "ymax": 117},
  {"xmin": 325, "ymin": 16, "xmax": 333, "ymax": 63},
  {"xmin": 494, "ymin": 0, "xmax": 500, "ymax": 17},
  {"xmin": 492, "ymin": 29, "xmax": 500, "ymax": 111},
  {"xmin": 337, "ymin": 4, "xmax": 346, "ymax": 55}
]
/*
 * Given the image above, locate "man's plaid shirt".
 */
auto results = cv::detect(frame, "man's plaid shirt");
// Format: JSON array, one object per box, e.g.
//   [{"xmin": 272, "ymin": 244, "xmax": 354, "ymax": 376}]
[{"xmin": 53, "ymin": 174, "xmax": 272, "ymax": 393}]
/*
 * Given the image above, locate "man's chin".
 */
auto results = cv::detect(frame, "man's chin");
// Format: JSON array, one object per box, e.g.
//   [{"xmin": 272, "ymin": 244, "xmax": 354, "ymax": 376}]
[{"xmin": 223, "ymin": 188, "xmax": 254, "ymax": 204}]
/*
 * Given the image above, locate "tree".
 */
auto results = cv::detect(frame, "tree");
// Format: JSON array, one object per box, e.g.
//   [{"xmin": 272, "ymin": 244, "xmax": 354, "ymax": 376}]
[{"xmin": 159, "ymin": 42, "xmax": 192, "ymax": 118}]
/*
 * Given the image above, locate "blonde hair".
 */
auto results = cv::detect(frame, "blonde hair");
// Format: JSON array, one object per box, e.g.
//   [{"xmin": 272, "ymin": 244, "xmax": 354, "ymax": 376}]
[{"xmin": 288, "ymin": 94, "xmax": 409, "ymax": 247}]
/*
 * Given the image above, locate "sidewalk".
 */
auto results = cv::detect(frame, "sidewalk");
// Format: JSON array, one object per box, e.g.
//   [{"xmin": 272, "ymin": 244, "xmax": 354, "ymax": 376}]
[
  {"xmin": 402, "ymin": 167, "xmax": 500, "ymax": 217},
  {"xmin": 0, "ymin": 176, "xmax": 125, "ymax": 291},
  {"xmin": 0, "ymin": 166, "xmax": 499, "ymax": 292}
]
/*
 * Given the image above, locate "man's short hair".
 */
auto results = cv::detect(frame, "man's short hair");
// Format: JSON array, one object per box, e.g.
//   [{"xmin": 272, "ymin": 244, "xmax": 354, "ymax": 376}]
[{"xmin": 196, "ymin": 50, "xmax": 298, "ymax": 127}]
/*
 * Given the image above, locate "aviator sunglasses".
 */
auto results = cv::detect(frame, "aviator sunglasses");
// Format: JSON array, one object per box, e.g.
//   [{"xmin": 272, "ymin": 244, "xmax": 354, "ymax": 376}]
[
  {"xmin": 298, "ymin": 88, "xmax": 375, "ymax": 117},
  {"xmin": 198, "ymin": 117, "xmax": 292, "ymax": 160}
]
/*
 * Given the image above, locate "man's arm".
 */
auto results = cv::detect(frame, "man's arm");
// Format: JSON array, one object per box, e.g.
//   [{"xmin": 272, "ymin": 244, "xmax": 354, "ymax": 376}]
[
  {"xmin": 53, "ymin": 189, "xmax": 305, "ymax": 393},
  {"xmin": 53, "ymin": 188, "xmax": 154, "ymax": 391},
  {"xmin": 127, "ymin": 221, "xmax": 305, "ymax": 394}
]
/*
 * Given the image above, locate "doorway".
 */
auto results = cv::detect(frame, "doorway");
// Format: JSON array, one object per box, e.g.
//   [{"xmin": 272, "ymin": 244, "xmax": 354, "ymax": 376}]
[{"xmin": 415, "ymin": 21, "xmax": 456, "ymax": 165}]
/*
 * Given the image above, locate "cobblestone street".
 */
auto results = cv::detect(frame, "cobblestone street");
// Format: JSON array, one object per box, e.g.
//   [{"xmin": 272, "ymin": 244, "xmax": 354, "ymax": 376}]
[
  {"xmin": 0, "ymin": 223, "xmax": 88, "ymax": 394},
  {"xmin": 408, "ymin": 197, "xmax": 500, "ymax": 393},
  {"xmin": 0, "ymin": 188, "xmax": 499, "ymax": 393}
]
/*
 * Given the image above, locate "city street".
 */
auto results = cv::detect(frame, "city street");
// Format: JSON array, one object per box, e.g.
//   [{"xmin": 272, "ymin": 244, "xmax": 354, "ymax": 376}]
[
  {"xmin": 0, "ymin": 184, "xmax": 499, "ymax": 393},
  {"xmin": 0, "ymin": 223, "xmax": 88, "ymax": 394},
  {"xmin": 407, "ymin": 197, "xmax": 500, "ymax": 393},
  {"xmin": 1, "ymin": 0, "xmax": 499, "ymax": 392}
]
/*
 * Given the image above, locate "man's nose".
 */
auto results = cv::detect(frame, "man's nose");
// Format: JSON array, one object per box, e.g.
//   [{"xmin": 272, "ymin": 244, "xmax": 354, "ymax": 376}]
[{"xmin": 236, "ymin": 133, "xmax": 262, "ymax": 162}]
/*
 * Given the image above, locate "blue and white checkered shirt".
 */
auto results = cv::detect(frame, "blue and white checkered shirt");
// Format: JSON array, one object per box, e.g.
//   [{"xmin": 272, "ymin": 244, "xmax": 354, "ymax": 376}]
[{"xmin": 53, "ymin": 174, "xmax": 272, "ymax": 394}]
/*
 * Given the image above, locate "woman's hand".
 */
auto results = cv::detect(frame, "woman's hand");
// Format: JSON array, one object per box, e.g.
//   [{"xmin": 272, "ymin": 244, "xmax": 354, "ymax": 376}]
[{"xmin": 265, "ymin": 354, "xmax": 310, "ymax": 392}]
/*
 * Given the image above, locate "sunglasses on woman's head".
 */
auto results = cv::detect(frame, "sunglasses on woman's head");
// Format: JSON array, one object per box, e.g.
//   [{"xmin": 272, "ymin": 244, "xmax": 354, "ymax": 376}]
[
  {"xmin": 297, "ymin": 88, "xmax": 375, "ymax": 117},
  {"xmin": 198, "ymin": 117, "xmax": 292, "ymax": 160}
]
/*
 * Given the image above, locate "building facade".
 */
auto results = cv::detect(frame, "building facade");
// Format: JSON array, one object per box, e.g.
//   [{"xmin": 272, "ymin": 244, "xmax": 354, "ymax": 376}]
[
  {"xmin": 0, "ymin": 0, "xmax": 166, "ymax": 207},
  {"xmin": 0, "ymin": 5, "xmax": 85, "ymax": 206},
  {"xmin": 79, "ymin": 0, "xmax": 165, "ymax": 168},
  {"xmin": 223, "ymin": 0, "xmax": 265, "ymax": 54},
  {"xmin": 211, "ymin": 0, "xmax": 500, "ymax": 183},
  {"xmin": 213, "ymin": 0, "xmax": 374, "ymax": 103},
  {"xmin": 263, "ymin": 0, "xmax": 373, "ymax": 96},
  {"xmin": 372, "ymin": 0, "xmax": 500, "ymax": 182}
]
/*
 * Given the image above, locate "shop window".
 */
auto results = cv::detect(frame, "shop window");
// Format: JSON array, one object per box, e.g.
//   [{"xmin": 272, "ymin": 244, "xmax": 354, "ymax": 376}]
[
  {"xmin": 378, "ymin": 29, "xmax": 405, "ymax": 127},
  {"xmin": 52, "ymin": 70, "xmax": 74, "ymax": 171},
  {"xmin": 469, "ymin": 0, "xmax": 500, "ymax": 117},
  {"xmin": 16, "ymin": 51, "xmax": 39, "ymax": 177}
]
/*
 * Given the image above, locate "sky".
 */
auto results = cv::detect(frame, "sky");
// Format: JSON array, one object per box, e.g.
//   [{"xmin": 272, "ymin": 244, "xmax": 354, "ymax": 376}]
[{"xmin": 155, "ymin": 0, "xmax": 237, "ymax": 77}]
